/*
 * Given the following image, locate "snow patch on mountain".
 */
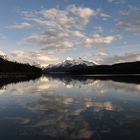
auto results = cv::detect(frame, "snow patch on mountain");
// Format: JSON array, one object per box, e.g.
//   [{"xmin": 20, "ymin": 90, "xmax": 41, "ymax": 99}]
[{"xmin": 46, "ymin": 57, "xmax": 96, "ymax": 69}]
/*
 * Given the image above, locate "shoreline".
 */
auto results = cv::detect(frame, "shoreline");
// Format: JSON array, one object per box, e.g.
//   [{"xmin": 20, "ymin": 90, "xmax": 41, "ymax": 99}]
[{"xmin": 0, "ymin": 72, "xmax": 42, "ymax": 78}]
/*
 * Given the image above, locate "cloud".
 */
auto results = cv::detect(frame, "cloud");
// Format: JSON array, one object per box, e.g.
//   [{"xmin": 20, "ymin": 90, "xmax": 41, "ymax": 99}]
[
  {"xmin": 24, "ymin": 30, "xmax": 75, "ymax": 51},
  {"xmin": 100, "ymin": 13, "xmax": 111, "ymax": 20},
  {"xmin": 93, "ymin": 26, "xmax": 104, "ymax": 34},
  {"xmin": 20, "ymin": 5, "xmax": 96, "ymax": 51},
  {"xmin": 11, "ymin": 50, "xmax": 25, "ymax": 58},
  {"xmin": 5, "ymin": 22, "xmax": 32, "ymax": 29},
  {"xmin": 10, "ymin": 49, "xmax": 140, "ymax": 67},
  {"xmin": 21, "ymin": 5, "xmax": 120, "ymax": 52},
  {"xmin": 94, "ymin": 51, "xmax": 140, "ymax": 64},
  {"xmin": 67, "ymin": 5, "xmax": 96, "ymax": 26},
  {"xmin": 84, "ymin": 34, "xmax": 122, "ymax": 47},
  {"xmin": 30, "ymin": 51, "xmax": 60, "ymax": 67},
  {"xmin": 107, "ymin": 0, "xmax": 114, "ymax": 2},
  {"xmin": 72, "ymin": 31, "xmax": 85, "ymax": 38},
  {"xmin": 117, "ymin": 6, "xmax": 140, "ymax": 32},
  {"xmin": 1, "ymin": 5, "xmax": 120, "ymax": 55},
  {"xmin": 10, "ymin": 50, "xmax": 59, "ymax": 67},
  {"xmin": 2, "ymin": 5, "xmax": 123, "ymax": 66},
  {"xmin": 0, "ymin": 50, "xmax": 5, "ymax": 56},
  {"xmin": 24, "ymin": 31, "xmax": 121, "ymax": 51},
  {"xmin": 23, "ymin": 5, "xmax": 96, "ymax": 30},
  {"xmin": 107, "ymin": 0, "xmax": 125, "ymax": 4}
]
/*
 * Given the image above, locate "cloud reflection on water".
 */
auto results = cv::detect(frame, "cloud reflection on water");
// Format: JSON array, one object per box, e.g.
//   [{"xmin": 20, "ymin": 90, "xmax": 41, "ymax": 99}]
[{"xmin": 0, "ymin": 75, "xmax": 140, "ymax": 139}]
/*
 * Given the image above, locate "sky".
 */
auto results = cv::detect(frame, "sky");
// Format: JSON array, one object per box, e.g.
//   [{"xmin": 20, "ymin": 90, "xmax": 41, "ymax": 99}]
[{"xmin": 0, "ymin": 0, "xmax": 140, "ymax": 67}]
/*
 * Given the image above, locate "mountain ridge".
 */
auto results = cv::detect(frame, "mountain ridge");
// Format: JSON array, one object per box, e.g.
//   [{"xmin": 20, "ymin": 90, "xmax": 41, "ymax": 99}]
[
  {"xmin": 44, "ymin": 57, "xmax": 96, "ymax": 73},
  {"xmin": 44, "ymin": 58, "xmax": 140, "ymax": 75}
]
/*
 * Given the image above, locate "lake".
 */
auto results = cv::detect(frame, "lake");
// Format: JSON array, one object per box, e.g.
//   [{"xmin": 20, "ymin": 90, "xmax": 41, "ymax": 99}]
[{"xmin": 0, "ymin": 75, "xmax": 140, "ymax": 140}]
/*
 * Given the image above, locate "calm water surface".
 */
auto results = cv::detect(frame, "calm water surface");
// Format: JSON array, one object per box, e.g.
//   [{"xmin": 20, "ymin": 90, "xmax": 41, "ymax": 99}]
[{"xmin": 0, "ymin": 75, "xmax": 140, "ymax": 140}]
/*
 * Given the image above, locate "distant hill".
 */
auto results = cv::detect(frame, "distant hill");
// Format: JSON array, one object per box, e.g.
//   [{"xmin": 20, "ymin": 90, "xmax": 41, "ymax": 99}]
[{"xmin": 0, "ymin": 56, "xmax": 42, "ymax": 73}]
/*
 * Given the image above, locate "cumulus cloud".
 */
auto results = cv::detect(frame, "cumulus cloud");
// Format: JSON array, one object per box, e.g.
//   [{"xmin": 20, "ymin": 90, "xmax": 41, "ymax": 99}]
[
  {"xmin": 21, "ymin": 5, "xmax": 120, "ymax": 52},
  {"xmin": 11, "ymin": 50, "xmax": 25, "ymax": 58},
  {"xmin": 2, "ymin": 5, "xmax": 124, "ymax": 65},
  {"xmin": 67, "ymin": 5, "xmax": 96, "ymax": 26},
  {"xmin": 30, "ymin": 51, "xmax": 60, "ymax": 67},
  {"xmin": 24, "ymin": 31, "xmax": 121, "ymax": 51},
  {"xmin": 0, "ymin": 50, "xmax": 6, "ymax": 56},
  {"xmin": 117, "ymin": 6, "xmax": 140, "ymax": 32},
  {"xmin": 5, "ymin": 22, "xmax": 32, "ymax": 29},
  {"xmin": 23, "ymin": 5, "xmax": 95, "ymax": 30},
  {"xmin": 84, "ymin": 34, "xmax": 122, "ymax": 47},
  {"xmin": 21, "ymin": 5, "xmax": 95, "ymax": 51},
  {"xmin": 94, "ymin": 51, "xmax": 140, "ymax": 64},
  {"xmin": 24, "ymin": 30, "xmax": 75, "ymax": 51},
  {"xmin": 10, "ymin": 50, "xmax": 59, "ymax": 67}
]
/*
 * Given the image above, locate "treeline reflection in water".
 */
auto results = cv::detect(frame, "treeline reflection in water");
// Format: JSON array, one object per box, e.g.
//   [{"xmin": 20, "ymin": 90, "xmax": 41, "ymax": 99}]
[{"xmin": 0, "ymin": 74, "xmax": 140, "ymax": 140}]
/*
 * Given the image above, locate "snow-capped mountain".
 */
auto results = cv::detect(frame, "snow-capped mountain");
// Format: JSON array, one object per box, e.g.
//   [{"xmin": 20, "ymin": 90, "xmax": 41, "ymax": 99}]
[
  {"xmin": 44, "ymin": 57, "xmax": 96, "ymax": 73},
  {"xmin": 62, "ymin": 57, "xmax": 96, "ymax": 67},
  {"xmin": 48, "ymin": 57, "xmax": 95, "ymax": 68}
]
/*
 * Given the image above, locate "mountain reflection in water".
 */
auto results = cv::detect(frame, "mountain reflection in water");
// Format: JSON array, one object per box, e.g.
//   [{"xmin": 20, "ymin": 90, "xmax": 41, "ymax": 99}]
[{"xmin": 0, "ymin": 75, "xmax": 140, "ymax": 140}]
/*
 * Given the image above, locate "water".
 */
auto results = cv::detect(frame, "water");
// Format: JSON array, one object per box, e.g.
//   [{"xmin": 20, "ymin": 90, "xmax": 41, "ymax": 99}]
[{"xmin": 0, "ymin": 75, "xmax": 140, "ymax": 140}]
